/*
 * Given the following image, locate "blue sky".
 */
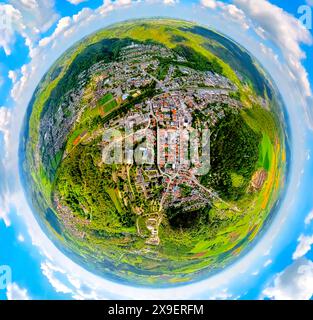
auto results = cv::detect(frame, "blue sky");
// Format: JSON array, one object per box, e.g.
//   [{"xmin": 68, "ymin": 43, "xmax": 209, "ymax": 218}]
[{"xmin": 1, "ymin": 0, "xmax": 313, "ymax": 300}]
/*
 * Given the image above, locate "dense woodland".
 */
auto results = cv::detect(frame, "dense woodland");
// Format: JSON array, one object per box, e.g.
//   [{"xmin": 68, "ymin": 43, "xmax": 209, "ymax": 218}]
[
  {"xmin": 55, "ymin": 141, "xmax": 136, "ymax": 232},
  {"xmin": 201, "ymin": 111, "xmax": 261, "ymax": 200},
  {"xmin": 173, "ymin": 45, "xmax": 224, "ymax": 74}
]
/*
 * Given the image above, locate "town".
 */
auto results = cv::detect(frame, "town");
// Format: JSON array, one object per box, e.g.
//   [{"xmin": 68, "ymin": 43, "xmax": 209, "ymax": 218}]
[
  {"xmin": 42, "ymin": 42, "xmax": 243, "ymax": 246},
  {"xmin": 97, "ymin": 43, "xmax": 242, "ymax": 245}
]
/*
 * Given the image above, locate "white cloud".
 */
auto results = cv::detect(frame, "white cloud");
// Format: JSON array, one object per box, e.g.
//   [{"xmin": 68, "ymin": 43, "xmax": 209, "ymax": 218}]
[
  {"xmin": 263, "ymin": 259, "xmax": 313, "ymax": 300},
  {"xmin": 0, "ymin": 106, "xmax": 11, "ymax": 226},
  {"xmin": 201, "ymin": 0, "xmax": 249, "ymax": 30},
  {"xmin": 0, "ymin": 4, "xmax": 26, "ymax": 55},
  {"xmin": 221, "ymin": 4, "xmax": 249, "ymax": 30},
  {"xmin": 201, "ymin": 0, "xmax": 218, "ymax": 9},
  {"xmin": 264, "ymin": 259, "xmax": 272, "ymax": 267},
  {"xmin": 8, "ymin": 70, "xmax": 18, "ymax": 84},
  {"xmin": 163, "ymin": 0, "xmax": 179, "ymax": 5},
  {"xmin": 17, "ymin": 233, "xmax": 25, "ymax": 242},
  {"xmin": 0, "ymin": 166, "xmax": 11, "ymax": 227},
  {"xmin": 293, "ymin": 234, "xmax": 313, "ymax": 260},
  {"xmin": 8, "ymin": 0, "xmax": 59, "ymax": 34},
  {"xmin": 305, "ymin": 210, "xmax": 313, "ymax": 225},
  {"xmin": 6, "ymin": 283, "xmax": 30, "ymax": 300},
  {"xmin": 36, "ymin": 2, "xmax": 118, "ymax": 50},
  {"xmin": 259, "ymin": 43, "xmax": 279, "ymax": 63},
  {"xmin": 0, "ymin": 107, "xmax": 11, "ymax": 154},
  {"xmin": 41, "ymin": 261, "xmax": 72, "ymax": 294},
  {"xmin": 38, "ymin": 16, "xmax": 72, "ymax": 48},
  {"xmin": 0, "ymin": 105, "xmax": 12, "ymax": 227},
  {"xmin": 0, "ymin": 1, "xmax": 59, "ymax": 56},
  {"xmin": 10, "ymin": 62, "xmax": 37, "ymax": 102},
  {"xmin": 67, "ymin": 0, "xmax": 88, "ymax": 4},
  {"xmin": 19, "ymin": 0, "xmax": 39, "ymax": 10}
]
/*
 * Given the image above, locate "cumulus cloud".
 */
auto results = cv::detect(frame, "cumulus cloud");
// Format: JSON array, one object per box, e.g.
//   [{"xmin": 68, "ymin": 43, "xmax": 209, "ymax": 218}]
[
  {"xmin": 8, "ymin": 0, "xmax": 59, "ymax": 34},
  {"xmin": 0, "ymin": 156, "xmax": 11, "ymax": 227},
  {"xmin": 0, "ymin": 107, "xmax": 11, "ymax": 226},
  {"xmin": 6, "ymin": 283, "xmax": 30, "ymax": 300},
  {"xmin": 263, "ymin": 258, "xmax": 313, "ymax": 300},
  {"xmin": 38, "ymin": 16, "xmax": 72, "ymax": 48},
  {"xmin": 201, "ymin": 0, "xmax": 249, "ymax": 30},
  {"xmin": 305, "ymin": 210, "xmax": 313, "ymax": 225},
  {"xmin": 0, "ymin": 106, "xmax": 13, "ymax": 227},
  {"xmin": 201, "ymin": 0, "xmax": 218, "ymax": 9},
  {"xmin": 8, "ymin": 70, "xmax": 18, "ymax": 85},
  {"xmin": 0, "ymin": 4, "xmax": 26, "ymax": 55},
  {"xmin": 259, "ymin": 42, "xmax": 279, "ymax": 64},
  {"xmin": 223, "ymin": 4, "xmax": 249, "ymax": 30},
  {"xmin": 0, "ymin": 107, "xmax": 11, "ymax": 154},
  {"xmin": 41, "ymin": 261, "xmax": 73, "ymax": 294},
  {"xmin": 293, "ymin": 234, "xmax": 313, "ymax": 260},
  {"xmin": 0, "ymin": 1, "xmax": 58, "ymax": 55},
  {"xmin": 37, "ymin": 256, "xmax": 236, "ymax": 300},
  {"xmin": 10, "ymin": 62, "xmax": 39, "ymax": 102}
]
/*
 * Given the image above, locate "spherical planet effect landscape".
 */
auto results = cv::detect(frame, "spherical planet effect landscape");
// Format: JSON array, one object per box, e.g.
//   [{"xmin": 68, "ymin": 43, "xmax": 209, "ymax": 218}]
[{"xmin": 21, "ymin": 19, "xmax": 288, "ymax": 287}]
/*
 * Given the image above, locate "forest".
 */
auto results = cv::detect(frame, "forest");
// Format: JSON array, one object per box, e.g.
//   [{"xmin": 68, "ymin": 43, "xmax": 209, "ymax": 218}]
[
  {"xmin": 200, "ymin": 110, "xmax": 261, "ymax": 200},
  {"xmin": 173, "ymin": 45, "xmax": 224, "ymax": 74},
  {"xmin": 54, "ymin": 141, "xmax": 136, "ymax": 232}
]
